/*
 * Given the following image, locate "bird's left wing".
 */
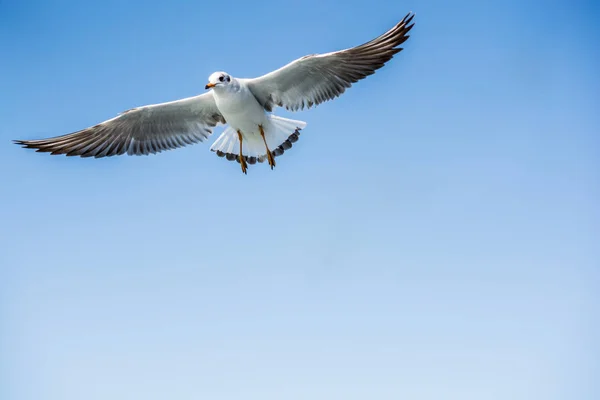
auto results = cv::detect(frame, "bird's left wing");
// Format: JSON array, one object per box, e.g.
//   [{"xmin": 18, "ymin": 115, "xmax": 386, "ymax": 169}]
[
  {"xmin": 243, "ymin": 12, "xmax": 415, "ymax": 112},
  {"xmin": 14, "ymin": 92, "xmax": 225, "ymax": 158}
]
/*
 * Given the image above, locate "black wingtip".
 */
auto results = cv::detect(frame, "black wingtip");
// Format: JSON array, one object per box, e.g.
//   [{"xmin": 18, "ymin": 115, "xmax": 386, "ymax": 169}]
[
  {"xmin": 13, "ymin": 139, "xmax": 30, "ymax": 148},
  {"xmin": 401, "ymin": 12, "xmax": 416, "ymax": 27}
]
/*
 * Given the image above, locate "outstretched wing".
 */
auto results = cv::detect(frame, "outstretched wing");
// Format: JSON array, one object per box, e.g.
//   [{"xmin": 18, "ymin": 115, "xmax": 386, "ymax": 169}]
[
  {"xmin": 243, "ymin": 12, "xmax": 415, "ymax": 112},
  {"xmin": 14, "ymin": 92, "xmax": 225, "ymax": 158}
]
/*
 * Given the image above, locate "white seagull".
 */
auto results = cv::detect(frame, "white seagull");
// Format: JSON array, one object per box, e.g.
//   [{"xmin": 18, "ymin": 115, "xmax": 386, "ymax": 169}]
[{"xmin": 15, "ymin": 12, "xmax": 415, "ymax": 174}]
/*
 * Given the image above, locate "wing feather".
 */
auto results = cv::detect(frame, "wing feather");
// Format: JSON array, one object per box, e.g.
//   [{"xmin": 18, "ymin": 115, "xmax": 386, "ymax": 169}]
[
  {"xmin": 14, "ymin": 92, "xmax": 225, "ymax": 158},
  {"xmin": 244, "ymin": 12, "xmax": 415, "ymax": 112}
]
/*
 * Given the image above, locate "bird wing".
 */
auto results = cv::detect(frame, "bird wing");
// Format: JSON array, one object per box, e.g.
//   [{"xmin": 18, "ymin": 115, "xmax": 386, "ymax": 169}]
[
  {"xmin": 243, "ymin": 12, "xmax": 415, "ymax": 112},
  {"xmin": 14, "ymin": 92, "xmax": 225, "ymax": 158}
]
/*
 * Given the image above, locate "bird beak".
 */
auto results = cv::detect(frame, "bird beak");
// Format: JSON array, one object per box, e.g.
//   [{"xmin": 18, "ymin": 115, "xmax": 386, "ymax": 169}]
[{"xmin": 205, "ymin": 82, "xmax": 216, "ymax": 89}]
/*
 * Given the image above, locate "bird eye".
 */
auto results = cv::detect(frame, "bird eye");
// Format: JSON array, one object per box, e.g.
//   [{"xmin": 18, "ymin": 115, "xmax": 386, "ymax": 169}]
[
  {"xmin": 219, "ymin": 76, "xmax": 224, "ymax": 82},
  {"xmin": 226, "ymin": 76, "xmax": 230, "ymax": 82}
]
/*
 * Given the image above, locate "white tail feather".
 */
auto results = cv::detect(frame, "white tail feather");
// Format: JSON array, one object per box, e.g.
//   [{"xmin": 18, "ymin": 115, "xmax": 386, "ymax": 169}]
[{"xmin": 210, "ymin": 115, "xmax": 307, "ymax": 163}]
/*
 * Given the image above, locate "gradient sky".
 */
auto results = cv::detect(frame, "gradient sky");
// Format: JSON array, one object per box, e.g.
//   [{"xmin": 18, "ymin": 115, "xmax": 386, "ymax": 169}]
[{"xmin": 1, "ymin": 1, "xmax": 598, "ymax": 399}]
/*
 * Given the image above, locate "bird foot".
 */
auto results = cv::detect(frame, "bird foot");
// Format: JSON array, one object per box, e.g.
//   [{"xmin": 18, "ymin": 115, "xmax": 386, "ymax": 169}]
[
  {"xmin": 237, "ymin": 130, "xmax": 248, "ymax": 174},
  {"xmin": 266, "ymin": 151, "xmax": 276, "ymax": 169},
  {"xmin": 259, "ymin": 125, "xmax": 276, "ymax": 170},
  {"xmin": 239, "ymin": 155, "xmax": 247, "ymax": 174}
]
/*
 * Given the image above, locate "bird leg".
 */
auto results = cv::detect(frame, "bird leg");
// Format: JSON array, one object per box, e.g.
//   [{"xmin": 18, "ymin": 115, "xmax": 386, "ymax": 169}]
[
  {"xmin": 259, "ymin": 125, "xmax": 276, "ymax": 169},
  {"xmin": 237, "ymin": 130, "xmax": 248, "ymax": 174}
]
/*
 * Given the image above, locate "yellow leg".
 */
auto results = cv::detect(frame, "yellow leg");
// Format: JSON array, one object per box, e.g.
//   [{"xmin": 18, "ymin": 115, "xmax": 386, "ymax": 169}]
[
  {"xmin": 237, "ymin": 130, "xmax": 248, "ymax": 174},
  {"xmin": 259, "ymin": 125, "xmax": 276, "ymax": 169}
]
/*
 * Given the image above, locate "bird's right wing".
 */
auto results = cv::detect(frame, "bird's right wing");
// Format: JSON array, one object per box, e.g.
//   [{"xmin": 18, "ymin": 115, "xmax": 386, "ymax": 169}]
[{"xmin": 14, "ymin": 92, "xmax": 225, "ymax": 158}]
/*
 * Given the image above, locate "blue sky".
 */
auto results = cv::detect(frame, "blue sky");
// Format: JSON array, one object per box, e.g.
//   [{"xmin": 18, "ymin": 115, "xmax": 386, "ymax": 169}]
[{"xmin": 1, "ymin": 0, "xmax": 598, "ymax": 399}]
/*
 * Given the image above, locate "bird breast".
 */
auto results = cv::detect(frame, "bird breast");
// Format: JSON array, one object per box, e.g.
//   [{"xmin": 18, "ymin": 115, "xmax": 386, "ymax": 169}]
[{"xmin": 214, "ymin": 86, "xmax": 267, "ymax": 132}]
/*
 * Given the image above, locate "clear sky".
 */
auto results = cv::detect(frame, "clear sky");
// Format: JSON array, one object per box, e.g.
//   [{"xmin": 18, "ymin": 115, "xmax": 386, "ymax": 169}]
[{"xmin": 1, "ymin": 0, "xmax": 598, "ymax": 399}]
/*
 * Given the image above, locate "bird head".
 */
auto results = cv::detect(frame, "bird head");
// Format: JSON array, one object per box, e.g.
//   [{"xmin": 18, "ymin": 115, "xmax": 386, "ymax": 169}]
[{"xmin": 205, "ymin": 72, "xmax": 232, "ymax": 90}]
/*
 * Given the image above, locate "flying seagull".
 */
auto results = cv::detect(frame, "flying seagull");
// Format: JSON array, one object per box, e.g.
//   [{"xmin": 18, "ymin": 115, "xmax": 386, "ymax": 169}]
[{"xmin": 14, "ymin": 12, "xmax": 415, "ymax": 174}]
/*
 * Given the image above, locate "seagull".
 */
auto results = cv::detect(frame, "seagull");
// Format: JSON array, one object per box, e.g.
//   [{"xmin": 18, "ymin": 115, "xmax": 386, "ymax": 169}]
[{"xmin": 14, "ymin": 12, "xmax": 415, "ymax": 174}]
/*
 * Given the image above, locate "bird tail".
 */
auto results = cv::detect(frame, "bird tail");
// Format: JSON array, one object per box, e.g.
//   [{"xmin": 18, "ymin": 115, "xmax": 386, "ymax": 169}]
[{"xmin": 210, "ymin": 115, "xmax": 307, "ymax": 165}]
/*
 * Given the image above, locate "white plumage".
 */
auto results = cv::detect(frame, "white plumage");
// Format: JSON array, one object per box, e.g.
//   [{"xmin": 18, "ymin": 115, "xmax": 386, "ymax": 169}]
[{"xmin": 15, "ymin": 12, "xmax": 415, "ymax": 174}]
